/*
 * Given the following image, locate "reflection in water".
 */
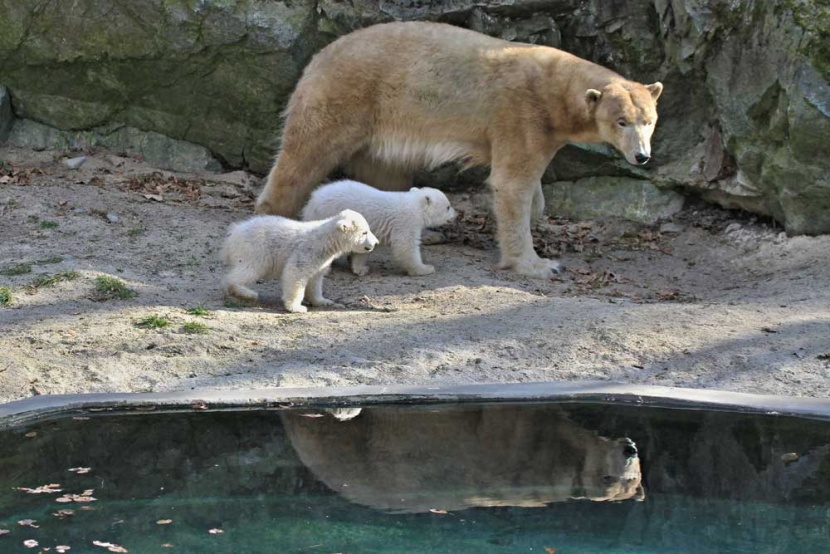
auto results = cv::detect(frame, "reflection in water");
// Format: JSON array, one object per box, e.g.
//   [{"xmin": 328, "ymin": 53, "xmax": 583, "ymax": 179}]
[
  {"xmin": 282, "ymin": 405, "xmax": 644, "ymax": 512},
  {"xmin": 0, "ymin": 402, "xmax": 828, "ymax": 552}
]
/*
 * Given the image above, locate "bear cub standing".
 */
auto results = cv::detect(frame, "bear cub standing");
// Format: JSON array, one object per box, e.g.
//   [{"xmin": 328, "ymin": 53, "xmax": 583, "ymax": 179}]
[
  {"xmin": 222, "ymin": 209, "xmax": 378, "ymax": 313},
  {"xmin": 302, "ymin": 180, "xmax": 457, "ymax": 276}
]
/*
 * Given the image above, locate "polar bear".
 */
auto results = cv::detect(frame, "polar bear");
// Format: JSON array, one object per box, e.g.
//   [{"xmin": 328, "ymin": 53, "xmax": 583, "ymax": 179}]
[
  {"xmin": 301, "ymin": 180, "xmax": 457, "ymax": 276},
  {"xmin": 255, "ymin": 21, "xmax": 662, "ymax": 279},
  {"xmin": 221, "ymin": 209, "xmax": 378, "ymax": 313}
]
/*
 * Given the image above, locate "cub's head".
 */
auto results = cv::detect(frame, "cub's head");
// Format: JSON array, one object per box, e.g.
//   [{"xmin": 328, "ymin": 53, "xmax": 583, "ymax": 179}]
[
  {"xmin": 585, "ymin": 81, "xmax": 663, "ymax": 166},
  {"xmin": 410, "ymin": 187, "xmax": 458, "ymax": 228},
  {"xmin": 336, "ymin": 209, "xmax": 379, "ymax": 253}
]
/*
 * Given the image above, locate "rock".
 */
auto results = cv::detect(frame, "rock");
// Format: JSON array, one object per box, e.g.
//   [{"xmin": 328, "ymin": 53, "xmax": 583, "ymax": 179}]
[
  {"xmin": 724, "ymin": 223, "xmax": 743, "ymax": 235},
  {"xmin": 63, "ymin": 156, "xmax": 87, "ymax": 170},
  {"xmin": 106, "ymin": 213, "xmax": 120, "ymax": 224},
  {"xmin": 0, "ymin": 85, "xmax": 12, "ymax": 143},
  {"xmin": 543, "ymin": 177, "xmax": 686, "ymax": 225},
  {"xmin": 8, "ymin": 119, "xmax": 221, "ymax": 173},
  {"xmin": 0, "ymin": 0, "xmax": 828, "ymax": 232}
]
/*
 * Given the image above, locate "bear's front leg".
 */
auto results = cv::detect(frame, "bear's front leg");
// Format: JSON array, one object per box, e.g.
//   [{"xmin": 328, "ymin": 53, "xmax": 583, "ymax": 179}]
[
  {"xmin": 392, "ymin": 230, "xmax": 434, "ymax": 276},
  {"xmin": 281, "ymin": 263, "xmax": 309, "ymax": 313},
  {"xmin": 304, "ymin": 269, "xmax": 341, "ymax": 307},
  {"xmin": 490, "ymin": 174, "xmax": 564, "ymax": 279}
]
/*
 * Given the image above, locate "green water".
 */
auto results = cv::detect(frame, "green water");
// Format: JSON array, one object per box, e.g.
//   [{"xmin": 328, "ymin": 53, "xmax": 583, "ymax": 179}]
[{"xmin": 0, "ymin": 404, "xmax": 828, "ymax": 552}]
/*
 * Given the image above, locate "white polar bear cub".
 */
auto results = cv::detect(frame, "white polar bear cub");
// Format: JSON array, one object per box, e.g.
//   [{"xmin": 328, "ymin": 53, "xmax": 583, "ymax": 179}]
[
  {"xmin": 301, "ymin": 180, "xmax": 457, "ymax": 276},
  {"xmin": 222, "ymin": 209, "xmax": 378, "ymax": 313}
]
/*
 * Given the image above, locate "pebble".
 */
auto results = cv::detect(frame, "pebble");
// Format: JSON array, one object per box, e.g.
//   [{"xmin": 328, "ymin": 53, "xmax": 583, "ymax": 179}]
[
  {"xmin": 106, "ymin": 213, "xmax": 120, "ymax": 224},
  {"xmin": 659, "ymin": 222, "xmax": 684, "ymax": 235},
  {"xmin": 724, "ymin": 223, "xmax": 742, "ymax": 234},
  {"xmin": 63, "ymin": 156, "xmax": 87, "ymax": 170}
]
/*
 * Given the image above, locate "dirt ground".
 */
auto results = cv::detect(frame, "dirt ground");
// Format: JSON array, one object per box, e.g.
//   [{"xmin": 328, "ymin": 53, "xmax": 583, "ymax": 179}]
[{"xmin": 1, "ymin": 144, "xmax": 828, "ymax": 404}]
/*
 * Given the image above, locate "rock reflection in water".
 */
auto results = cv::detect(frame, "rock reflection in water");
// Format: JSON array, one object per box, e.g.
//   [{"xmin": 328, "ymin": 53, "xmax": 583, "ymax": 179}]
[{"xmin": 282, "ymin": 404, "xmax": 645, "ymax": 513}]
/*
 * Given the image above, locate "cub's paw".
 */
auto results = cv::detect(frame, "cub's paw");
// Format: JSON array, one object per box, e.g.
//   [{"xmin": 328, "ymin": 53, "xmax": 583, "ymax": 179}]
[
  {"xmin": 407, "ymin": 264, "xmax": 435, "ymax": 276},
  {"xmin": 351, "ymin": 265, "xmax": 370, "ymax": 277},
  {"xmin": 285, "ymin": 303, "xmax": 308, "ymax": 313}
]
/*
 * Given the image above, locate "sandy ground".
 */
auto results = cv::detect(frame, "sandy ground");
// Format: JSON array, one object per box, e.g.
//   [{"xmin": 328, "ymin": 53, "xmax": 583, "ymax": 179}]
[{"xmin": 0, "ymin": 145, "xmax": 828, "ymax": 404}]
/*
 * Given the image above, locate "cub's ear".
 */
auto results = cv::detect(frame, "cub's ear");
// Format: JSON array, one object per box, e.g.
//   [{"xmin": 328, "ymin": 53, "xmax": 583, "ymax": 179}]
[
  {"xmin": 421, "ymin": 194, "xmax": 432, "ymax": 206},
  {"xmin": 409, "ymin": 187, "xmax": 420, "ymax": 192},
  {"xmin": 645, "ymin": 82, "xmax": 663, "ymax": 101},
  {"xmin": 585, "ymin": 89, "xmax": 602, "ymax": 107},
  {"xmin": 338, "ymin": 218, "xmax": 353, "ymax": 232}
]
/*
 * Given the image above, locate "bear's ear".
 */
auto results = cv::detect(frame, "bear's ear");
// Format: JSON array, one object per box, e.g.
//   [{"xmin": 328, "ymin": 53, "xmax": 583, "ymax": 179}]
[
  {"xmin": 585, "ymin": 89, "xmax": 602, "ymax": 107},
  {"xmin": 409, "ymin": 187, "xmax": 419, "ymax": 192},
  {"xmin": 421, "ymin": 194, "xmax": 432, "ymax": 206},
  {"xmin": 645, "ymin": 82, "xmax": 663, "ymax": 101},
  {"xmin": 338, "ymin": 218, "xmax": 353, "ymax": 232}
]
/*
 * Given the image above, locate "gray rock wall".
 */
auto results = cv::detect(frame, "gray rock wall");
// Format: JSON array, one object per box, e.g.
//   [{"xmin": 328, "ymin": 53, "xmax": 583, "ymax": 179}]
[{"xmin": 0, "ymin": 0, "xmax": 828, "ymax": 233}]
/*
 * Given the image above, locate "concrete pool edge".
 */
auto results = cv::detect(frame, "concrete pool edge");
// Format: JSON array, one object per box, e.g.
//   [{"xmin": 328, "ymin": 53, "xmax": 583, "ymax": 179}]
[{"xmin": 2, "ymin": 381, "xmax": 830, "ymax": 428}]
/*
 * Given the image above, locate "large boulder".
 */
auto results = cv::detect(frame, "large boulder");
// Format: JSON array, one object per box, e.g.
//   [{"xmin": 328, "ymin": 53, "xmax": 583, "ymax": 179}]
[{"xmin": 0, "ymin": 0, "xmax": 828, "ymax": 232}]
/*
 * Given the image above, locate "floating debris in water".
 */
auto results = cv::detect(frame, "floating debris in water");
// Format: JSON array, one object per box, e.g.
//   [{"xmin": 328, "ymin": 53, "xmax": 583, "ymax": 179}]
[
  {"xmin": 208, "ymin": 528, "xmax": 224, "ymax": 535},
  {"xmin": 56, "ymin": 546, "xmax": 72, "ymax": 553},
  {"xmin": 93, "ymin": 540, "xmax": 128, "ymax": 552},
  {"xmin": 23, "ymin": 539, "xmax": 39, "ymax": 548},
  {"xmin": 53, "ymin": 509, "xmax": 75, "ymax": 518},
  {"xmin": 17, "ymin": 520, "xmax": 39, "ymax": 528},
  {"xmin": 68, "ymin": 467, "xmax": 92, "ymax": 474},
  {"xmin": 16, "ymin": 483, "xmax": 62, "ymax": 494},
  {"xmin": 156, "ymin": 519, "xmax": 172, "ymax": 525}
]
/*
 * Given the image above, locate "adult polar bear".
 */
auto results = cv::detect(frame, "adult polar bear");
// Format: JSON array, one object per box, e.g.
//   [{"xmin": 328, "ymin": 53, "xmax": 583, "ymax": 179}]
[{"xmin": 255, "ymin": 21, "xmax": 663, "ymax": 279}]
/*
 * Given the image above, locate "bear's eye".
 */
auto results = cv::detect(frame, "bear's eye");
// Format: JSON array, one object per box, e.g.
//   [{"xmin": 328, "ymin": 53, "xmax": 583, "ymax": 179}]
[
  {"xmin": 361, "ymin": 231, "xmax": 368, "ymax": 236},
  {"xmin": 617, "ymin": 119, "xmax": 628, "ymax": 128}
]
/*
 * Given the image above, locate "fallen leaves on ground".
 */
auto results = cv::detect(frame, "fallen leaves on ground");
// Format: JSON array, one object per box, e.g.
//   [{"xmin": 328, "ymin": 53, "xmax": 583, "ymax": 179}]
[{"xmin": 126, "ymin": 172, "xmax": 203, "ymax": 203}]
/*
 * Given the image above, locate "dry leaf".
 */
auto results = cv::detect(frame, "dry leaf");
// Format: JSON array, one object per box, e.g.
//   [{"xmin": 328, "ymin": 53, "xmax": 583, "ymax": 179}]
[
  {"xmin": 24, "ymin": 432, "xmax": 37, "ymax": 438},
  {"xmin": 56, "ymin": 547, "xmax": 71, "ymax": 553},
  {"xmin": 208, "ymin": 529, "xmax": 224, "ymax": 535},
  {"xmin": 142, "ymin": 193, "xmax": 164, "ymax": 202},
  {"xmin": 0, "ymin": 529, "xmax": 9, "ymax": 536},
  {"xmin": 68, "ymin": 467, "xmax": 91, "ymax": 474},
  {"xmin": 156, "ymin": 519, "xmax": 172, "ymax": 525},
  {"xmin": 428, "ymin": 509, "xmax": 448, "ymax": 514},
  {"xmin": 16, "ymin": 483, "xmax": 62, "ymax": 494},
  {"xmin": 545, "ymin": 548, "xmax": 557, "ymax": 554},
  {"xmin": 23, "ymin": 539, "xmax": 39, "ymax": 548},
  {"xmin": 18, "ymin": 520, "xmax": 39, "ymax": 528}
]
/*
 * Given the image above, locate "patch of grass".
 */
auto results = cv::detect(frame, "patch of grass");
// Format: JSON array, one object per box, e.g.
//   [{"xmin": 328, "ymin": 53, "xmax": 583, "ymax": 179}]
[
  {"xmin": 29, "ymin": 270, "xmax": 79, "ymax": 290},
  {"xmin": 181, "ymin": 321, "xmax": 209, "ymax": 334},
  {"xmin": 135, "ymin": 314, "xmax": 171, "ymax": 329},
  {"xmin": 223, "ymin": 298, "xmax": 247, "ymax": 309},
  {"xmin": 39, "ymin": 220, "xmax": 59, "ymax": 229},
  {"xmin": 35, "ymin": 256, "xmax": 63, "ymax": 265},
  {"xmin": 92, "ymin": 275, "xmax": 137, "ymax": 300},
  {"xmin": 127, "ymin": 226, "xmax": 146, "ymax": 237},
  {"xmin": 185, "ymin": 306, "xmax": 211, "ymax": 316},
  {"xmin": 0, "ymin": 263, "xmax": 32, "ymax": 276},
  {"xmin": 0, "ymin": 286, "xmax": 12, "ymax": 306}
]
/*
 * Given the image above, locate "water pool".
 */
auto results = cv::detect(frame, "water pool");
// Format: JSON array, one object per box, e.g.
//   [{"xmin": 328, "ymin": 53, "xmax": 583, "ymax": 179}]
[{"xmin": 0, "ymin": 385, "xmax": 828, "ymax": 553}]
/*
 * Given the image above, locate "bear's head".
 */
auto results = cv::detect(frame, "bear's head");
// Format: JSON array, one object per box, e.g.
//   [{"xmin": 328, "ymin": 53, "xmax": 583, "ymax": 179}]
[
  {"xmin": 336, "ymin": 209, "xmax": 379, "ymax": 253},
  {"xmin": 411, "ymin": 187, "xmax": 458, "ymax": 228},
  {"xmin": 585, "ymin": 81, "xmax": 663, "ymax": 166}
]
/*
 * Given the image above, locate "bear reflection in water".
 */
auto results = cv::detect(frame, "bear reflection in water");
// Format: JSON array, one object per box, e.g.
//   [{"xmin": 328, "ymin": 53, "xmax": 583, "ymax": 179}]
[{"xmin": 281, "ymin": 404, "xmax": 644, "ymax": 513}]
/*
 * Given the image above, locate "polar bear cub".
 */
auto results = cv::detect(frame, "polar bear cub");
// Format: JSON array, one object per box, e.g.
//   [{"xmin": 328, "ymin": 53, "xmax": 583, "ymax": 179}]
[
  {"xmin": 301, "ymin": 180, "xmax": 457, "ymax": 276},
  {"xmin": 222, "ymin": 209, "xmax": 378, "ymax": 313}
]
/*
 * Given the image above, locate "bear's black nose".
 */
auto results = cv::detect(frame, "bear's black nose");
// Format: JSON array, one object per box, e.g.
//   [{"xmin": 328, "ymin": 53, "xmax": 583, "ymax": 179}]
[{"xmin": 635, "ymin": 153, "xmax": 650, "ymax": 165}]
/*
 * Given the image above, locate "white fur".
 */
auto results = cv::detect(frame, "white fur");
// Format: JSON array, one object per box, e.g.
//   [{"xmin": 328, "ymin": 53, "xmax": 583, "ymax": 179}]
[
  {"xmin": 369, "ymin": 136, "xmax": 472, "ymax": 170},
  {"xmin": 221, "ymin": 209, "xmax": 378, "ymax": 313},
  {"xmin": 301, "ymin": 180, "xmax": 457, "ymax": 276}
]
